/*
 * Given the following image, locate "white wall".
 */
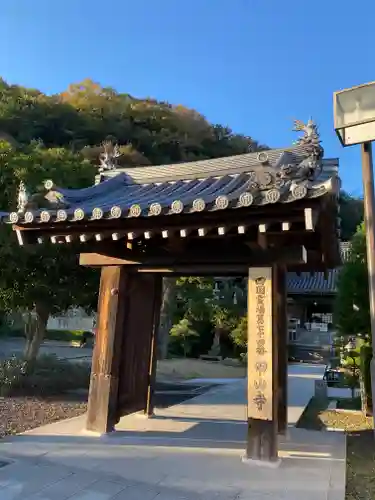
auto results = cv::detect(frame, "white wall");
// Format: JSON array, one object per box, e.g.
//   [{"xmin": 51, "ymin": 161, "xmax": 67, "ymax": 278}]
[{"xmin": 47, "ymin": 308, "xmax": 96, "ymax": 332}]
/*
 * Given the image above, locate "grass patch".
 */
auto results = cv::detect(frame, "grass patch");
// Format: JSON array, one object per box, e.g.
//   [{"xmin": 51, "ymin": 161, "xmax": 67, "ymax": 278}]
[
  {"xmin": 346, "ymin": 430, "xmax": 375, "ymax": 500},
  {"xmin": 297, "ymin": 396, "xmax": 372, "ymax": 431},
  {"xmin": 297, "ymin": 396, "xmax": 375, "ymax": 500},
  {"xmin": 156, "ymin": 358, "xmax": 246, "ymax": 380}
]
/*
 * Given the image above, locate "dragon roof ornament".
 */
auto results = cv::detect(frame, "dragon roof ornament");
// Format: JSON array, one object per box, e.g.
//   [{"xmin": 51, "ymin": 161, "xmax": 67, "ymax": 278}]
[
  {"xmin": 293, "ymin": 119, "xmax": 323, "ymax": 158},
  {"xmin": 17, "ymin": 181, "xmax": 29, "ymax": 214},
  {"xmin": 99, "ymin": 140, "xmax": 121, "ymax": 172},
  {"xmin": 277, "ymin": 118, "xmax": 324, "ymax": 184}
]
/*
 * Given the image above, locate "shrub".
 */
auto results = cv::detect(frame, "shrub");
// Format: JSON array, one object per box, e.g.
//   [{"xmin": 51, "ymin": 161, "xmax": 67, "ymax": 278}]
[
  {"xmin": 45, "ymin": 330, "xmax": 91, "ymax": 342},
  {"xmin": 0, "ymin": 326, "xmax": 23, "ymax": 338},
  {"xmin": 0, "ymin": 357, "xmax": 27, "ymax": 396},
  {"xmin": 0, "ymin": 354, "xmax": 90, "ymax": 397},
  {"xmin": 230, "ymin": 316, "xmax": 247, "ymax": 351}
]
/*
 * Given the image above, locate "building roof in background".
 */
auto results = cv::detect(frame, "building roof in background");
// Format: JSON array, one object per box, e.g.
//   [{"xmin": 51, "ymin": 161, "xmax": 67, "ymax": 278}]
[
  {"xmin": 286, "ymin": 242, "xmax": 349, "ymax": 295},
  {"xmin": 287, "ymin": 269, "xmax": 339, "ymax": 295}
]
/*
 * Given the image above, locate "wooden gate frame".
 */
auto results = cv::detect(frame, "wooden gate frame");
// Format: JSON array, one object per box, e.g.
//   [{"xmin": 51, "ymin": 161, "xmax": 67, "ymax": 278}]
[{"xmin": 3, "ymin": 122, "xmax": 341, "ymax": 464}]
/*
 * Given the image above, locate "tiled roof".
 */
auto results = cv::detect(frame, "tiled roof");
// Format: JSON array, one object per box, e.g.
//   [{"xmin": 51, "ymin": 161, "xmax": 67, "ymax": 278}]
[
  {"xmin": 96, "ymin": 145, "xmax": 322, "ymax": 184},
  {"xmin": 8, "ymin": 141, "xmax": 340, "ymax": 226},
  {"xmin": 287, "ymin": 269, "xmax": 339, "ymax": 294},
  {"xmin": 286, "ymin": 242, "xmax": 349, "ymax": 294}
]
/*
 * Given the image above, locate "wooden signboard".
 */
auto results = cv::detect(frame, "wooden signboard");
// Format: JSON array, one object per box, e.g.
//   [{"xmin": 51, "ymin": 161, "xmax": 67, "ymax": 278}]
[{"xmin": 247, "ymin": 267, "xmax": 273, "ymax": 421}]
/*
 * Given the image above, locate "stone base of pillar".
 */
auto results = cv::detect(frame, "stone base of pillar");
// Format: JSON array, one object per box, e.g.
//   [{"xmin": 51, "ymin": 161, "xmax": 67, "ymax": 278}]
[{"xmin": 241, "ymin": 456, "xmax": 281, "ymax": 468}]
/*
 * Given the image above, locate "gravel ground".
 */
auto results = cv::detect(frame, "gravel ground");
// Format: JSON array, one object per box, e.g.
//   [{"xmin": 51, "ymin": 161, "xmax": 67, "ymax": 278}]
[
  {"xmin": 0, "ymin": 383, "xmax": 213, "ymax": 439},
  {"xmin": 0, "ymin": 396, "xmax": 87, "ymax": 438}
]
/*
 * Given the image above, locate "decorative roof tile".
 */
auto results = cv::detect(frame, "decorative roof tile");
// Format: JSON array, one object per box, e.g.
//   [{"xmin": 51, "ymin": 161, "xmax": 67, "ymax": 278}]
[{"xmin": 6, "ymin": 121, "xmax": 340, "ymax": 225}]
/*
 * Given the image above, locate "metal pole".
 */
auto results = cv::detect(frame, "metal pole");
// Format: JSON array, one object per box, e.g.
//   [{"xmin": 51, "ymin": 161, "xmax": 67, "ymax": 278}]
[{"xmin": 361, "ymin": 141, "xmax": 375, "ymax": 422}]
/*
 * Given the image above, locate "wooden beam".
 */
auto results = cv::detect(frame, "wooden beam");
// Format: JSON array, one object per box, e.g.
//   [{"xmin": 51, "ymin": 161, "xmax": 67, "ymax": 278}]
[
  {"xmin": 257, "ymin": 232, "xmax": 267, "ymax": 250},
  {"xmin": 145, "ymin": 276, "xmax": 162, "ymax": 417},
  {"xmin": 79, "ymin": 245, "xmax": 308, "ymax": 268},
  {"xmin": 244, "ymin": 266, "xmax": 279, "ymax": 464},
  {"xmin": 80, "ymin": 253, "xmax": 141, "ymax": 267},
  {"xmin": 275, "ymin": 265, "xmax": 288, "ymax": 435},
  {"xmin": 86, "ymin": 266, "xmax": 127, "ymax": 434}
]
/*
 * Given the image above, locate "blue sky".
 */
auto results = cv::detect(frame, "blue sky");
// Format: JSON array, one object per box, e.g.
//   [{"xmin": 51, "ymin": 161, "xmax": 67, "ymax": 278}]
[{"xmin": 2, "ymin": 0, "xmax": 374, "ymax": 195}]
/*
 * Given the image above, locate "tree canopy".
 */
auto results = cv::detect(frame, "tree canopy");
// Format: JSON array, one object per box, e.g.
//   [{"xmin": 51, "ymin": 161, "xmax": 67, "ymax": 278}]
[
  {"xmin": 339, "ymin": 191, "xmax": 364, "ymax": 241},
  {"xmin": 334, "ymin": 223, "xmax": 370, "ymax": 338},
  {"xmin": 0, "ymin": 78, "xmax": 266, "ymax": 164},
  {"xmin": 0, "ymin": 140, "xmax": 99, "ymax": 359}
]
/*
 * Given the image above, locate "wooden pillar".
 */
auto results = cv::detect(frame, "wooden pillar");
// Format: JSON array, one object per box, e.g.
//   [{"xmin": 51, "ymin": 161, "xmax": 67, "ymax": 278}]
[
  {"xmin": 116, "ymin": 274, "xmax": 162, "ymax": 420},
  {"xmin": 244, "ymin": 266, "xmax": 279, "ymax": 464},
  {"xmin": 276, "ymin": 266, "xmax": 288, "ymax": 435},
  {"xmin": 86, "ymin": 266, "xmax": 127, "ymax": 434},
  {"xmin": 145, "ymin": 275, "xmax": 162, "ymax": 417}
]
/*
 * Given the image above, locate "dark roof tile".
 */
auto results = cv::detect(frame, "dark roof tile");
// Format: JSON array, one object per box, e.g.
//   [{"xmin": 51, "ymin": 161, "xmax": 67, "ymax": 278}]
[{"xmin": 287, "ymin": 269, "xmax": 339, "ymax": 294}]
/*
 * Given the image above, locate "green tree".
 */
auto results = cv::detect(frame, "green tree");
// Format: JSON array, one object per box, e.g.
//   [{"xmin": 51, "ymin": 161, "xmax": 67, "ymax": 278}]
[
  {"xmin": 0, "ymin": 140, "xmax": 99, "ymax": 361},
  {"xmin": 339, "ymin": 191, "xmax": 364, "ymax": 241},
  {"xmin": 334, "ymin": 223, "xmax": 370, "ymax": 338},
  {"xmin": 158, "ymin": 278, "xmax": 177, "ymax": 359},
  {"xmin": 169, "ymin": 318, "xmax": 199, "ymax": 358},
  {"xmin": 210, "ymin": 279, "xmax": 246, "ymax": 356}
]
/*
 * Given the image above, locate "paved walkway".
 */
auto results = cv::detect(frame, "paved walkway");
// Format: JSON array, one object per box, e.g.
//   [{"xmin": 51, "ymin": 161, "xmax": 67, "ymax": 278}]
[
  {"xmin": 0, "ymin": 365, "xmax": 346, "ymax": 500},
  {"xmin": 0, "ymin": 338, "xmax": 93, "ymax": 362}
]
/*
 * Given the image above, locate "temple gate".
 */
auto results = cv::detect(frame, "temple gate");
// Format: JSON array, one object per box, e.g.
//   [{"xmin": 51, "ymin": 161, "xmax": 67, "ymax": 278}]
[{"xmin": 4, "ymin": 120, "xmax": 341, "ymax": 464}]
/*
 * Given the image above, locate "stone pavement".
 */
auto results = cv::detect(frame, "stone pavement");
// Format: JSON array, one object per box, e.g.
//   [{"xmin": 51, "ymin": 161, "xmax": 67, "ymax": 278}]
[{"xmin": 0, "ymin": 364, "xmax": 346, "ymax": 500}]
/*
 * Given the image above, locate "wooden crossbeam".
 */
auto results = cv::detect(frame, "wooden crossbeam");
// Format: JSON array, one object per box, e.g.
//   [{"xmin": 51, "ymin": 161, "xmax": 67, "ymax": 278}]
[{"xmin": 79, "ymin": 245, "xmax": 308, "ymax": 268}]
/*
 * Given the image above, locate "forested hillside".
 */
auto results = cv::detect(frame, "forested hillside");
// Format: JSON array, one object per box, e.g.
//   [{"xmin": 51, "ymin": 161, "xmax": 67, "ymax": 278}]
[{"xmin": 0, "ymin": 77, "xmax": 364, "ymax": 360}]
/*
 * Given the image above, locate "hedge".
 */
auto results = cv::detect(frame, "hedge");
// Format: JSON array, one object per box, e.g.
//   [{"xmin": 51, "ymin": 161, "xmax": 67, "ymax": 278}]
[{"xmin": 0, "ymin": 327, "xmax": 92, "ymax": 342}]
